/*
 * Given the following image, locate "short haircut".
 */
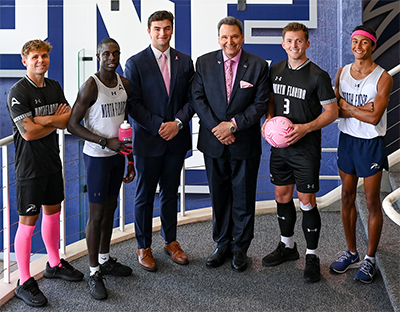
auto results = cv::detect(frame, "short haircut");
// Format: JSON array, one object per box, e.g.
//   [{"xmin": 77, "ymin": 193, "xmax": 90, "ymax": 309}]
[
  {"xmin": 352, "ymin": 25, "xmax": 377, "ymax": 46},
  {"xmin": 282, "ymin": 22, "xmax": 309, "ymax": 41},
  {"xmin": 217, "ymin": 16, "xmax": 243, "ymax": 35},
  {"xmin": 21, "ymin": 39, "xmax": 52, "ymax": 59},
  {"xmin": 97, "ymin": 38, "xmax": 120, "ymax": 54},
  {"xmin": 147, "ymin": 10, "xmax": 174, "ymax": 29}
]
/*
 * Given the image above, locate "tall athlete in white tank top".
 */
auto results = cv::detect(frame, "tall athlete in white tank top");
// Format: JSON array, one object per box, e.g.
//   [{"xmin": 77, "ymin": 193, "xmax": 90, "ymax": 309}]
[
  {"xmin": 67, "ymin": 38, "xmax": 135, "ymax": 299},
  {"xmin": 338, "ymin": 64, "xmax": 385, "ymax": 138},
  {"xmin": 83, "ymin": 73, "xmax": 127, "ymax": 157},
  {"xmin": 330, "ymin": 26, "xmax": 393, "ymax": 284}
]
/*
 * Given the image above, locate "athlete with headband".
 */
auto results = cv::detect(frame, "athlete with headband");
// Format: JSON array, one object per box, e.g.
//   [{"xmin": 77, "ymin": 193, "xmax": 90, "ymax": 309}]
[{"xmin": 329, "ymin": 25, "xmax": 393, "ymax": 283}]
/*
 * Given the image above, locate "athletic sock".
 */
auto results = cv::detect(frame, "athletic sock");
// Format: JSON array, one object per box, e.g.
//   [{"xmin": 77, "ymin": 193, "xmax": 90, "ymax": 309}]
[
  {"xmin": 277, "ymin": 200, "xmax": 297, "ymax": 238},
  {"xmin": 281, "ymin": 235, "xmax": 295, "ymax": 249},
  {"xmin": 41, "ymin": 211, "xmax": 61, "ymax": 268},
  {"xmin": 365, "ymin": 255, "xmax": 375, "ymax": 264},
  {"xmin": 306, "ymin": 248, "xmax": 317, "ymax": 256},
  {"xmin": 301, "ymin": 205, "xmax": 321, "ymax": 250},
  {"xmin": 99, "ymin": 253, "xmax": 110, "ymax": 265},
  {"xmin": 15, "ymin": 223, "xmax": 35, "ymax": 284},
  {"xmin": 90, "ymin": 266, "xmax": 100, "ymax": 276}
]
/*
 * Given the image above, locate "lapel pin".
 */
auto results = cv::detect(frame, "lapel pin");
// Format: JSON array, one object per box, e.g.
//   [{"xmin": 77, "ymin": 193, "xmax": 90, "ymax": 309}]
[
  {"xmin": 218, "ymin": 61, "xmax": 221, "ymax": 64},
  {"xmin": 175, "ymin": 56, "xmax": 178, "ymax": 60},
  {"xmin": 244, "ymin": 64, "xmax": 248, "ymax": 68}
]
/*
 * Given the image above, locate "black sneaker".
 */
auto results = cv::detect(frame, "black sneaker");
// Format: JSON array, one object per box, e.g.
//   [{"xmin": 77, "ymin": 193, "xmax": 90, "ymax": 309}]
[
  {"xmin": 304, "ymin": 254, "xmax": 321, "ymax": 283},
  {"xmin": 100, "ymin": 257, "xmax": 132, "ymax": 276},
  {"xmin": 88, "ymin": 271, "xmax": 108, "ymax": 300},
  {"xmin": 262, "ymin": 242, "xmax": 300, "ymax": 266},
  {"xmin": 14, "ymin": 277, "xmax": 48, "ymax": 307},
  {"xmin": 43, "ymin": 258, "xmax": 84, "ymax": 281}
]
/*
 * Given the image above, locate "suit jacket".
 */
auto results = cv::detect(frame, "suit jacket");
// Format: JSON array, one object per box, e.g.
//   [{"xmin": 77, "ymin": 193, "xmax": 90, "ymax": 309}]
[
  {"xmin": 192, "ymin": 49, "xmax": 270, "ymax": 159},
  {"xmin": 124, "ymin": 45, "xmax": 194, "ymax": 157}
]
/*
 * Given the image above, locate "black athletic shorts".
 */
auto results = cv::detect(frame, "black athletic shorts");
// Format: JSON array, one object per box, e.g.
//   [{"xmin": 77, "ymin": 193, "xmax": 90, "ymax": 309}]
[
  {"xmin": 270, "ymin": 150, "xmax": 320, "ymax": 193},
  {"xmin": 16, "ymin": 170, "xmax": 64, "ymax": 216}
]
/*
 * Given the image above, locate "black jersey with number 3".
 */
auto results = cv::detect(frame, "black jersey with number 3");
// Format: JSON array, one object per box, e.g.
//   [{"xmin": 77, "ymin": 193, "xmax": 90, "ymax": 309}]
[
  {"xmin": 7, "ymin": 76, "xmax": 69, "ymax": 180},
  {"xmin": 270, "ymin": 60, "xmax": 336, "ymax": 158}
]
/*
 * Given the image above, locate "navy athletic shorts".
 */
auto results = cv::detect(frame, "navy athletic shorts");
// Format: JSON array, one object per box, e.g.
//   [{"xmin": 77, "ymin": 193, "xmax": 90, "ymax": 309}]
[
  {"xmin": 84, "ymin": 154, "xmax": 125, "ymax": 204},
  {"xmin": 337, "ymin": 132, "xmax": 388, "ymax": 178},
  {"xmin": 270, "ymin": 150, "xmax": 320, "ymax": 193},
  {"xmin": 16, "ymin": 170, "xmax": 64, "ymax": 216}
]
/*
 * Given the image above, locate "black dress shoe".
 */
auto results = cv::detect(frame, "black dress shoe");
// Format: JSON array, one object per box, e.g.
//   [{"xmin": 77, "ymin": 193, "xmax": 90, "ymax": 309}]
[
  {"xmin": 206, "ymin": 248, "xmax": 227, "ymax": 267},
  {"xmin": 232, "ymin": 251, "xmax": 247, "ymax": 272}
]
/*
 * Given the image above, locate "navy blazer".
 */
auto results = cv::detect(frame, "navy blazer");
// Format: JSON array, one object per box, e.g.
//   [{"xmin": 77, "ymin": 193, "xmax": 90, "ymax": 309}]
[
  {"xmin": 124, "ymin": 45, "xmax": 194, "ymax": 157},
  {"xmin": 192, "ymin": 49, "xmax": 270, "ymax": 159}
]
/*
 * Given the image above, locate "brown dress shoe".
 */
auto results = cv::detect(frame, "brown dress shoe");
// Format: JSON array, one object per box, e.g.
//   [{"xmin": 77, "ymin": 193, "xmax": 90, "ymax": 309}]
[
  {"xmin": 137, "ymin": 248, "xmax": 157, "ymax": 272},
  {"xmin": 163, "ymin": 241, "xmax": 189, "ymax": 265}
]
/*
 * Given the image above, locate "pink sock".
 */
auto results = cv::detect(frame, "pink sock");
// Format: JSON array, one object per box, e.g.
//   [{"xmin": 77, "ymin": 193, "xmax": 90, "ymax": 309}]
[
  {"xmin": 41, "ymin": 211, "xmax": 61, "ymax": 268},
  {"xmin": 15, "ymin": 223, "xmax": 35, "ymax": 284}
]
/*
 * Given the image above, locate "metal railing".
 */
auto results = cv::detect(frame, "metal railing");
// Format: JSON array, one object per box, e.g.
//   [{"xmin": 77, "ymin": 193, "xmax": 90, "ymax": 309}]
[
  {"xmin": 0, "ymin": 130, "xmax": 340, "ymax": 285},
  {"xmin": 382, "ymin": 64, "xmax": 400, "ymax": 226}
]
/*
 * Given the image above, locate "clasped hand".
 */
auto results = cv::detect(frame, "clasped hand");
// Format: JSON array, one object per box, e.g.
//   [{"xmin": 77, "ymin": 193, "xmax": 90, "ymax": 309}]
[{"xmin": 212, "ymin": 121, "xmax": 235, "ymax": 145}]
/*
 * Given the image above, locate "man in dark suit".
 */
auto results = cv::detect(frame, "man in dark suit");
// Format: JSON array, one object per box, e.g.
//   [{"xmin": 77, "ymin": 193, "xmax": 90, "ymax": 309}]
[
  {"xmin": 124, "ymin": 10, "xmax": 194, "ymax": 272},
  {"xmin": 192, "ymin": 16, "xmax": 270, "ymax": 271}
]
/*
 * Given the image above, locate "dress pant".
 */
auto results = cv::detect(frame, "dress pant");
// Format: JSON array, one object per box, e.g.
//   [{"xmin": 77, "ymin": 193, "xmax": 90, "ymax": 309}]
[
  {"xmin": 204, "ymin": 148, "xmax": 260, "ymax": 252},
  {"xmin": 134, "ymin": 150, "xmax": 186, "ymax": 249}
]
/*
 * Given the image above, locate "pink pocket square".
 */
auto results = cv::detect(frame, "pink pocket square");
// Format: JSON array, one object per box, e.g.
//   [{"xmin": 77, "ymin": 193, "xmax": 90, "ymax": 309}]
[{"xmin": 240, "ymin": 80, "xmax": 253, "ymax": 89}]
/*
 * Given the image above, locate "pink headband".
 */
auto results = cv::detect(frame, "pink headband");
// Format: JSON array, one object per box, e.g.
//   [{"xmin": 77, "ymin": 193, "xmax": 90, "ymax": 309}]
[{"xmin": 351, "ymin": 30, "xmax": 376, "ymax": 44}]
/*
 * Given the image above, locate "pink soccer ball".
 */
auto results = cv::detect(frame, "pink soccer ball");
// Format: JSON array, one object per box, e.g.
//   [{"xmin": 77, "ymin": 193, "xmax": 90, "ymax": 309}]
[{"xmin": 263, "ymin": 116, "xmax": 293, "ymax": 148}]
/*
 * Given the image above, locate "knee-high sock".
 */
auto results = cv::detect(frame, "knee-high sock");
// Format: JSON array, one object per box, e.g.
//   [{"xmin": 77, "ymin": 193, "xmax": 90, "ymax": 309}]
[
  {"xmin": 277, "ymin": 200, "xmax": 297, "ymax": 237},
  {"xmin": 301, "ymin": 205, "xmax": 321, "ymax": 250},
  {"xmin": 15, "ymin": 223, "xmax": 35, "ymax": 284},
  {"xmin": 41, "ymin": 212, "xmax": 61, "ymax": 267}
]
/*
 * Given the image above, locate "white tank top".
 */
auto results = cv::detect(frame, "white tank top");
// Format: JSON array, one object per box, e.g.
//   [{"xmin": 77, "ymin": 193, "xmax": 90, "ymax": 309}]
[
  {"xmin": 338, "ymin": 64, "xmax": 386, "ymax": 138},
  {"xmin": 83, "ymin": 73, "xmax": 127, "ymax": 157}
]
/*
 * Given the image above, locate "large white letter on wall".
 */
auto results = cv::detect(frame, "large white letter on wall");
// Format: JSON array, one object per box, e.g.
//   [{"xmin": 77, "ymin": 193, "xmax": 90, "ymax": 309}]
[
  {"xmin": 64, "ymin": 0, "xmax": 175, "ymax": 104},
  {"xmin": 0, "ymin": 0, "xmax": 47, "ymax": 53}
]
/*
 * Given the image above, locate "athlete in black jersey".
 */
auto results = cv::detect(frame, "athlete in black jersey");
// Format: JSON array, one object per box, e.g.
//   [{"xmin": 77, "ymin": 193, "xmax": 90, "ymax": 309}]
[
  {"xmin": 7, "ymin": 39, "xmax": 83, "ymax": 307},
  {"xmin": 261, "ymin": 23, "xmax": 338, "ymax": 283}
]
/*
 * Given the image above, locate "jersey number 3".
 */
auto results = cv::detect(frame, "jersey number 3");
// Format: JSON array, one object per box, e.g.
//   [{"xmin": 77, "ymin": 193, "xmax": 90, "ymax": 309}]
[{"xmin": 283, "ymin": 98, "xmax": 290, "ymax": 114}]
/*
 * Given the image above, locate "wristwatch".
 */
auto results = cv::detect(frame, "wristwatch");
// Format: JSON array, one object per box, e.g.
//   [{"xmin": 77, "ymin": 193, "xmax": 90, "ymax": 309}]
[
  {"xmin": 230, "ymin": 121, "xmax": 237, "ymax": 133},
  {"xmin": 98, "ymin": 137, "xmax": 107, "ymax": 149},
  {"xmin": 174, "ymin": 118, "xmax": 183, "ymax": 130}
]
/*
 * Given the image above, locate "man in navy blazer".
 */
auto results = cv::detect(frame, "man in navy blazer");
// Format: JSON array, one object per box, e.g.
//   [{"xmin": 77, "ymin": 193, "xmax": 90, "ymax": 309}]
[
  {"xmin": 192, "ymin": 16, "xmax": 270, "ymax": 272},
  {"xmin": 124, "ymin": 10, "xmax": 194, "ymax": 272}
]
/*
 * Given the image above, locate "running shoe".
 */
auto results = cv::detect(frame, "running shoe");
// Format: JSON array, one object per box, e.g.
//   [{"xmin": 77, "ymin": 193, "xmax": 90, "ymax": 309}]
[
  {"xmin": 262, "ymin": 241, "xmax": 299, "ymax": 266},
  {"xmin": 100, "ymin": 257, "xmax": 132, "ymax": 276},
  {"xmin": 14, "ymin": 277, "xmax": 47, "ymax": 307},
  {"xmin": 330, "ymin": 250, "xmax": 361, "ymax": 273},
  {"xmin": 304, "ymin": 254, "xmax": 321, "ymax": 283},
  {"xmin": 88, "ymin": 271, "xmax": 108, "ymax": 300},
  {"xmin": 354, "ymin": 258, "xmax": 375, "ymax": 283},
  {"xmin": 44, "ymin": 258, "xmax": 84, "ymax": 281}
]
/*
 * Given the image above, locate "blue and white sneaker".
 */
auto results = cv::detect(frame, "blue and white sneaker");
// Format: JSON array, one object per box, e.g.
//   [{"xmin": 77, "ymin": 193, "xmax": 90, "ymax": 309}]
[
  {"xmin": 354, "ymin": 258, "xmax": 375, "ymax": 283},
  {"xmin": 330, "ymin": 250, "xmax": 361, "ymax": 273}
]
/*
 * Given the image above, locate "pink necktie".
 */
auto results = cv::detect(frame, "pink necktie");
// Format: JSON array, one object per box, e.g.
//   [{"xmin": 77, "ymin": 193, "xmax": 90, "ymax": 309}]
[
  {"xmin": 225, "ymin": 59, "xmax": 233, "ymax": 103},
  {"xmin": 161, "ymin": 53, "xmax": 170, "ymax": 95}
]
